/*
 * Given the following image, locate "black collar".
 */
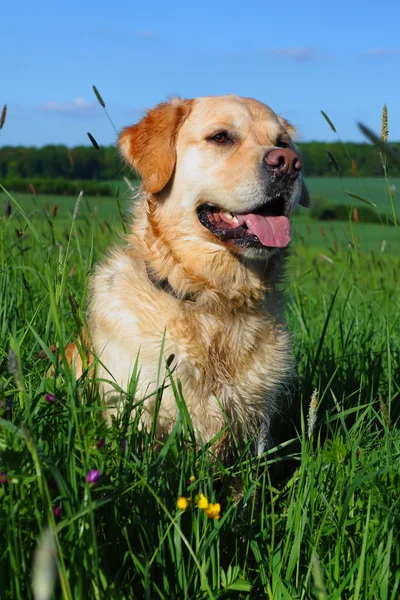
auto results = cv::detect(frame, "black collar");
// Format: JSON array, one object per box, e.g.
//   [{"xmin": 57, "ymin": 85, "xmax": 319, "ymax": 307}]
[{"xmin": 145, "ymin": 264, "xmax": 197, "ymax": 303}]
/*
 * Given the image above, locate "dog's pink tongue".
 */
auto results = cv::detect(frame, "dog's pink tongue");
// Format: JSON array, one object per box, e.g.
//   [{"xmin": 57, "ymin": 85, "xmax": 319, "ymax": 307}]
[{"xmin": 237, "ymin": 214, "xmax": 291, "ymax": 247}]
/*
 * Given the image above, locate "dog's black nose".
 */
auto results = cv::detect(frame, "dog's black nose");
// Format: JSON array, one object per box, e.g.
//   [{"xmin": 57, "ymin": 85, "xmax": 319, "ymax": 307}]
[{"xmin": 264, "ymin": 148, "xmax": 302, "ymax": 180}]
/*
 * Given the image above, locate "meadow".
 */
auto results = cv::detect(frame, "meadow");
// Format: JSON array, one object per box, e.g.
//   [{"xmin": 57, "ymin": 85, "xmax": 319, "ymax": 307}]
[
  {"xmin": 0, "ymin": 170, "xmax": 399, "ymax": 599},
  {"xmin": 6, "ymin": 175, "xmax": 400, "ymax": 255},
  {"xmin": 6, "ymin": 175, "xmax": 400, "ymax": 218}
]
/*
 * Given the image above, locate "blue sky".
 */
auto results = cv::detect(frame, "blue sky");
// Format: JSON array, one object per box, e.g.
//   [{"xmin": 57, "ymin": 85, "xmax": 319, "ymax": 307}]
[{"xmin": 2, "ymin": 0, "xmax": 400, "ymax": 147}]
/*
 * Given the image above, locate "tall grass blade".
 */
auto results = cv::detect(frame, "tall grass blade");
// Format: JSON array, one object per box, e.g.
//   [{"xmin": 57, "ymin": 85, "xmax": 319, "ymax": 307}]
[
  {"xmin": 0, "ymin": 184, "xmax": 47, "ymax": 251},
  {"xmin": 344, "ymin": 190, "xmax": 376, "ymax": 207},
  {"xmin": 358, "ymin": 122, "xmax": 400, "ymax": 166}
]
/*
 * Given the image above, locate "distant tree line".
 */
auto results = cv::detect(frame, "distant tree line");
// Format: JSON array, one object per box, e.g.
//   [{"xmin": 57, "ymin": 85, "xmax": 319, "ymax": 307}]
[
  {"xmin": 0, "ymin": 145, "xmax": 134, "ymax": 195},
  {"xmin": 0, "ymin": 142, "xmax": 399, "ymax": 195},
  {"xmin": 0, "ymin": 145, "xmax": 123, "ymax": 181},
  {"xmin": 299, "ymin": 142, "xmax": 399, "ymax": 177}
]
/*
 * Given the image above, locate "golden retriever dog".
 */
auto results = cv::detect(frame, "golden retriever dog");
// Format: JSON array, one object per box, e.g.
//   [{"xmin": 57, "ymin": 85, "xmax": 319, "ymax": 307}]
[{"xmin": 67, "ymin": 94, "xmax": 309, "ymax": 458}]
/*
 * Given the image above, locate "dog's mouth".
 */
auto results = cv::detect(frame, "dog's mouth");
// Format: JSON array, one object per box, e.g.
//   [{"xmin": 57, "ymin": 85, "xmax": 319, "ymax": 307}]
[{"xmin": 197, "ymin": 196, "xmax": 290, "ymax": 248}]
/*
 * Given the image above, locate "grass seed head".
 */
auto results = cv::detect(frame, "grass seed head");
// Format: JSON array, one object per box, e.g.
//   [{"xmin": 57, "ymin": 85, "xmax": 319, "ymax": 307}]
[
  {"xmin": 311, "ymin": 552, "xmax": 328, "ymax": 599},
  {"xmin": 87, "ymin": 132, "xmax": 99, "ymax": 150},
  {"xmin": 8, "ymin": 349, "xmax": 19, "ymax": 378},
  {"xmin": 0, "ymin": 104, "xmax": 7, "ymax": 129},
  {"xmin": 32, "ymin": 528, "xmax": 56, "ymax": 600},
  {"xmin": 326, "ymin": 150, "xmax": 339, "ymax": 173},
  {"xmin": 321, "ymin": 110, "xmax": 337, "ymax": 134},
  {"xmin": 381, "ymin": 104, "xmax": 388, "ymax": 142},
  {"xmin": 307, "ymin": 388, "xmax": 319, "ymax": 438},
  {"xmin": 92, "ymin": 85, "xmax": 106, "ymax": 108}
]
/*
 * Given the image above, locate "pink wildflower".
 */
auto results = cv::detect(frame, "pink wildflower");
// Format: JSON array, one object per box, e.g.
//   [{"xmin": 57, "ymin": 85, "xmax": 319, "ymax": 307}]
[{"xmin": 86, "ymin": 469, "xmax": 101, "ymax": 484}]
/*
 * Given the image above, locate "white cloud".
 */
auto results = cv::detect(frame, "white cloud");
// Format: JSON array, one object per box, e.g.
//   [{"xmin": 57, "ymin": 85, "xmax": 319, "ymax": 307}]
[{"xmin": 40, "ymin": 97, "xmax": 97, "ymax": 116}]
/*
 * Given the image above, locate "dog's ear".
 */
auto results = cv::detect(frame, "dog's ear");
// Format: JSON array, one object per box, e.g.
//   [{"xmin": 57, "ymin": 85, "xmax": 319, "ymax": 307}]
[
  {"xmin": 299, "ymin": 181, "xmax": 310, "ymax": 208},
  {"xmin": 118, "ymin": 98, "xmax": 193, "ymax": 194},
  {"xmin": 278, "ymin": 116, "xmax": 298, "ymax": 138}
]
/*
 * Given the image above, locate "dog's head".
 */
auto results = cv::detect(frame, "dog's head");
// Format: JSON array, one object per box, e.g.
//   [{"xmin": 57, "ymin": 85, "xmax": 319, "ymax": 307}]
[{"xmin": 119, "ymin": 95, "xmax": 309, "ymax": 260}]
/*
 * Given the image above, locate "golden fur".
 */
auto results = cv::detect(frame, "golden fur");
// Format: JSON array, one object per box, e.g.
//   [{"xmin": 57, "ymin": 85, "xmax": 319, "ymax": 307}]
[{"xmin": 67, "ymin": 95, "xmax": 309, "ymax": 457}]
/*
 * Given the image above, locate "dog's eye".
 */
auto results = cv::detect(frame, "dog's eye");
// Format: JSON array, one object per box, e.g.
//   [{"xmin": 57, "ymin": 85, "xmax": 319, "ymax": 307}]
[
  {"xmin": 209, "ymin": 131, "xmax": 230, "ymax": 144},
  {"xmin": 276, "ymin": 139, "xmax": 289, "ymax": 148}
]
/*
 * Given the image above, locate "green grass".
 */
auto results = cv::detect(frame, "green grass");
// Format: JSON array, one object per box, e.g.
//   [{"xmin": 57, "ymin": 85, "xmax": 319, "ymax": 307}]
[
  {"xmin": 4, "ymin": 175, "xmax": 399, "ymax": 220},
  {"xmin": 292, "ymin": 216, "xmax": 400, "ymax": 255},
  {"xmin": 306, "ymin": 177, "xmax": 400, "ymax": 214},
  {"xmin": 1, "ymin": 189, "xmax": 125, "ymax": 223},
  {"xmin": 0, "ymin": 180, "xmax": 400, "ymax": 599},
  {"xmin": 3, "ymin": 178, "xmax": 400, "ymax": 256}
]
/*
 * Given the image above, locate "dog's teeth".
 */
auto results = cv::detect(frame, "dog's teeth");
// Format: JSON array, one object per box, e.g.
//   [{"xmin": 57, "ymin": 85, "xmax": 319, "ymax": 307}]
[{"xmin": 221, "ymin": 211, "xmax": 238, "ymax": 224}]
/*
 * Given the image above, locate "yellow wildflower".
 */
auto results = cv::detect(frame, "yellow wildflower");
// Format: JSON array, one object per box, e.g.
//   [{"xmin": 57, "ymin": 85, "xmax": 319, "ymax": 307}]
[
  {"xmin": 189, "ymin": 475, "xmax": 196, "ymax": 482},
  {"xmin": 196, "ymin": 493, "xmax": 209, "ymax": 510},
  {"xmin": 177, "ymin": 497, "xmax": 190, "ymax": 510},
  {"xmin": 205, "ymin": 503, "xmax": 221, "ymax": 520}
]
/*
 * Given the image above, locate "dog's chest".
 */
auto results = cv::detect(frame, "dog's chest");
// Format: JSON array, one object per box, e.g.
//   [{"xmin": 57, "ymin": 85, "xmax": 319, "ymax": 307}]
[{"xmin": 168, "ymin": 309, "xmax": 290, "ymax": 413}]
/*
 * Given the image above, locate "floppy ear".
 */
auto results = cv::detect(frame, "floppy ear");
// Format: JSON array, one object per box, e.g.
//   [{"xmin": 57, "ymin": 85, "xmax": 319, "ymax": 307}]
[
  {"xmin": 299, "ymin": 180, "xmax": 310, "ymax": 208},
  {"xmin": 118, "ymin": 98, "xmax": 193, "ymax": 194},
  {"xmin": 278, "ymin": 116, "xmax": 298, "ymax": 138}
]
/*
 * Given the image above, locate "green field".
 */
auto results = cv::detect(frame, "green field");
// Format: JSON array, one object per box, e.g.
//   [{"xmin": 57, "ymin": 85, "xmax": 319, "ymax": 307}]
[
  {"xmin": 3, "ymin": 176, "xmax": 400, "ymax": 255},
  {"xmin": 306, "ymin": 177, "xmax": 399, "ymax": 214},
  {"xmin": 3, "ymin": 176, "xmax": 400, "ymax": 217},
  {"xmin": 0, "ymin": 179, "xmax": 400, "ymax": 599}
]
